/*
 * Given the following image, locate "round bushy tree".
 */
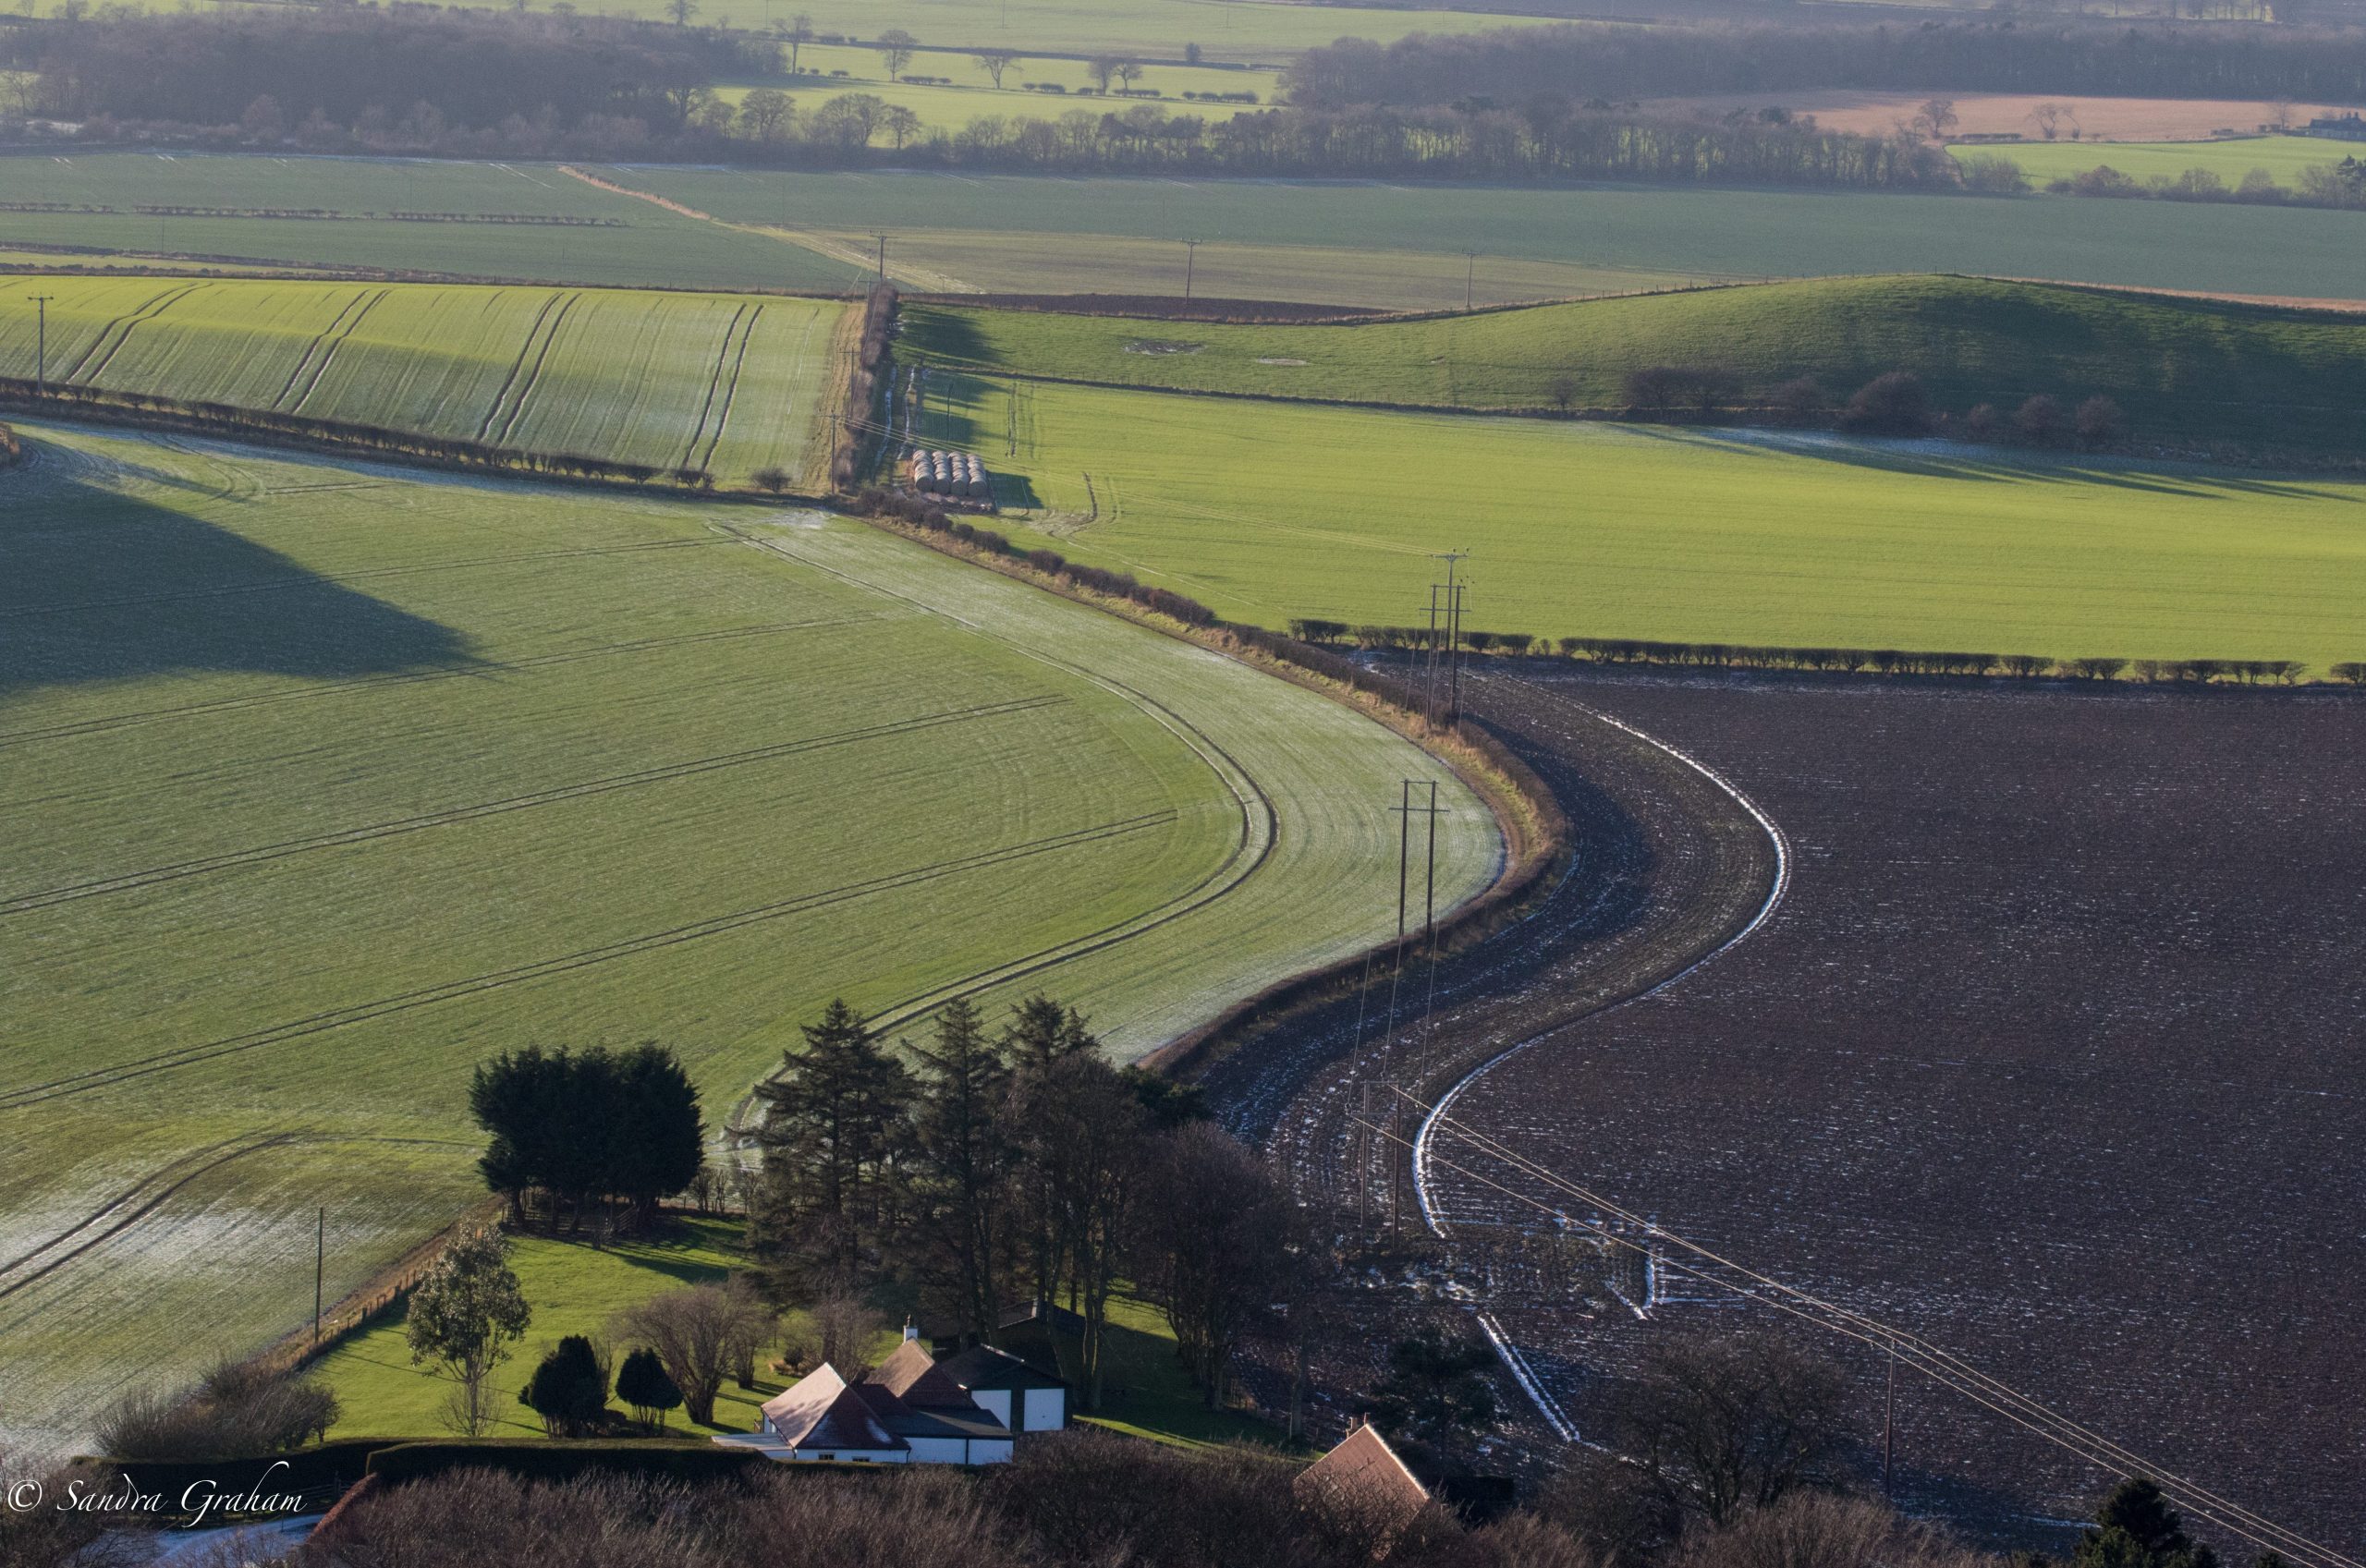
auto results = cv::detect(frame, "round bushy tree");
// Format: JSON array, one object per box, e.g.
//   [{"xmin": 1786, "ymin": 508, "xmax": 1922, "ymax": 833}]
[
  {"xmin": 519, "ymin": 1334, "xmax": 608, "ymax": 1438},
  {"xmin": 616, "ymin": 1346, "xmax": 683, "ymax": 1434}
]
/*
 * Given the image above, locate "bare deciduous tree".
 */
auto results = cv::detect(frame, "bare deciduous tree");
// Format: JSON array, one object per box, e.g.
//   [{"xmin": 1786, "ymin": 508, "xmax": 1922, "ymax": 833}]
[
  {"xmin": 875, "ymin": 28, "xmax": 919, "ymax": 82},
  {"xmin": 973, "ymin": 47, "xmax": 1020, "ymax": 90},
  {"xmin": 615, "ymin": 1282, "xmax": 773, "ymax": 1426},
  {"xmin": 1607, "ymin": 1331, "xmax": 1852, "ymax": 1529}
]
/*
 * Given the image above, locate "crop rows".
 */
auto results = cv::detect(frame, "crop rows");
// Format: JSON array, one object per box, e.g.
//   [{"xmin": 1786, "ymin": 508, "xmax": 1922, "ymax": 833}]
[{"xmin": 0, "ymin": 278, "xmax": 850, "ymax": 486}]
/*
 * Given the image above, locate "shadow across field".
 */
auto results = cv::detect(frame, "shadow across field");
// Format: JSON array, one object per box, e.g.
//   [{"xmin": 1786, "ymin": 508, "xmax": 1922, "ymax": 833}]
[{"xmin": 0, "ymin": 441, "xmax": 476, "ymax": 700}]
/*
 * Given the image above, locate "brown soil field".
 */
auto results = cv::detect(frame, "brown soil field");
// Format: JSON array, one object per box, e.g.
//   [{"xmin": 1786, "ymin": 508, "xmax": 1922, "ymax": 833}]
[
  {"xmin": 1644, "ymin": 91, "xmax": 2359, "ymax": 141},
  {"xmin": 1207, "ymin": 663, "xmax": 2364, "ymax": 1555},
  {"xmin": 1432, "ymin": 669, "xmax": 2366, "ymax": 1552}
]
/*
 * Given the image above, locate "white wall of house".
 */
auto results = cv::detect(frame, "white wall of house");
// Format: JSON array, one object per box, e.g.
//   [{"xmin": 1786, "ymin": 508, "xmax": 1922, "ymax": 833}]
[
  {"xmin": 966, "ymin": 1439, "xmax": 1015, "ymax": 1465},
  {"xmin": 785, "ymin": 1447, "xmax": 906, "ymax": 1464},
  {"xmin": 971, "ymin": 1390, "xmax": 1013, "ymax": 1427}
]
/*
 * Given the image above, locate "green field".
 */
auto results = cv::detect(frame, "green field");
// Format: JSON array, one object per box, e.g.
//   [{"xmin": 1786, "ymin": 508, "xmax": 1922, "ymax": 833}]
[
  {"xmin": 0, "ymin": 423, "xmax": 1494, "ymax": 1453},
  {"xmin": 16, "ymin": 155, "xmax": 2366, "ymax": 309},
  {"xmin": 1952, "ymin": 134, "xmax": 2366, "ymax": 188},
  {"xmin": 0, "ymin": 154, "xmax": 863, "ymax": 291},
  {"xmin": 906, "ymin": 372, "xmax": 2366, "ymax": 666},
  {"xmin": 0, "ymin": 278, "xmax": 853, "ymax": 487},
  {"xmin": 69, "ymin": 0, "xmax": 1549, "ymax": 62},
  {"xmin": 313, "ymin": 1219, "xmax": 1282, "ymax": 1448},
  {"xmin": 628, "ymin": 167, "xmax": 2366, "ymax": 304},
  {"xmin": 713, "ymin": 42, "xmax": 1274, "ymax": 135},
  {"xmin": 907, "ymin": 276, "xmax": 2366, "ymax": 459}
]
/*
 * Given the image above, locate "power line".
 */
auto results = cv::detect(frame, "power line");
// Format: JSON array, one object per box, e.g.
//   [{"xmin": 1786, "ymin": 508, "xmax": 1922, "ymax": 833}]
[{"xmin": 1361, "ymin": 1100, "xmax": 2360, "ymax": 1568}]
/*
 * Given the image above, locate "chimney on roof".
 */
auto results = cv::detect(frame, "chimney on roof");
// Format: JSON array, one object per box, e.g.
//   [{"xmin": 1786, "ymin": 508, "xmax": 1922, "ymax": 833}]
[{"xmin": 904, "ymin": 1317, "xmax": 920, "ymax": 1343}]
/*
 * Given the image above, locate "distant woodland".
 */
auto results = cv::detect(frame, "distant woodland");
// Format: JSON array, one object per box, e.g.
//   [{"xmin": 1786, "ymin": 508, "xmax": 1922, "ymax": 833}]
[
  {"xmin": 1283, "ymin": 21, "xmax": 2366, "ymax": 108},
  {"xmin": 0, "ymin": 10, "xmax": 2356, "ymax": 191}
]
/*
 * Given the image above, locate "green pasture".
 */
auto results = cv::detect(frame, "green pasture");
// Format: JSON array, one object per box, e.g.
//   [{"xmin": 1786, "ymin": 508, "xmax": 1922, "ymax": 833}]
[
  {"xmin": 0, "ymin": 277, "xmax": 852, "ymax": 486},
  {"xmin": 0, "ymin": 153, "xmax": 862, "ymax": 290},
  {"xmin": 1953, "ymin": 134, "xmax": 2366, "ymax": 188},
  {"xmin": 53, "ymin": 0, "xmax": 1548, "ymax": 62},
  {"xmin": 907, "ymin": 373, "xmax": 2366, "ymax": 667},
  {"xmin": 908, "ymin": 275, "xmax": 2366, "ymax": 459},
  {"xmin": 628, "ymin": 167, "xmax": 2366, "ymax": 303},
  {"xmin": 714, "ymin": 41, "xmax": 1273, "ymax": 134},
  {"xmin": 0, "ymin": 424, "xmax": 1493, "ymax": 1453},
  {"xmin": 315, "ymin": 1219, "xmax": 1280, "ymax": 1448}
]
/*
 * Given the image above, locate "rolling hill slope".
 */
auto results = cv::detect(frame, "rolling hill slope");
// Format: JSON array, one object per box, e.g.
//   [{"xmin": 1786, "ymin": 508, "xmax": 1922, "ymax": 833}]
[{"xmin": 905, "ymin": 275, "xmax": 2366, "ymax": 460}]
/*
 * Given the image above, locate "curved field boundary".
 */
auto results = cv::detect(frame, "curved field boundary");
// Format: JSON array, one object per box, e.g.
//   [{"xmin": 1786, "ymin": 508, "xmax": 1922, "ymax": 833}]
[
  {"xmin": 715, "ymin": 519, "xmax": 1279, "ymax": 1135},
  {"xmin": 0, "ymin": 811, "xmax": 1175, "ymax": 1114},
  {"xmin": 1409, "ymin": 670, "xmax": 1791, "ymax": 1442},
  {"xmin": 0, "ymin": 696, "xmax": 1067, "ymax": 918}
]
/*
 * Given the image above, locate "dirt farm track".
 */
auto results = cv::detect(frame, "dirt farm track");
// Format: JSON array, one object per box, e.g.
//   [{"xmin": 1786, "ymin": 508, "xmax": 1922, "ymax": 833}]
[{"xmin": 1201, "ymin": 665, "xmax": 2366, "ymax": 1554}]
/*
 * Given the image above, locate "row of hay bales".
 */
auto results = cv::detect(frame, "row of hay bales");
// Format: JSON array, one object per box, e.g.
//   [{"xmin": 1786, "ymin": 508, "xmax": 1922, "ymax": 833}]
[{"xmin": 908, "ymin": 448, "xmax": 992, "ymax": 499}]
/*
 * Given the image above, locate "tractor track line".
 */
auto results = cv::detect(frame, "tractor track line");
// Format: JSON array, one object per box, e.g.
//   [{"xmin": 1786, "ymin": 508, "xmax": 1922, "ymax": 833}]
[
  {"xmin": 714, "ymin": 522, "xmax": 1282, "ymax": 1135},
  {"xmin": 286, "ymin": 287, "xmax": 390, "ymax": 415},
  {"xmin": 697, "ymin": 304, "xmax": 764, "ymax": 475},
  {"xmin": 0, "ymin": 1133, "xmax": 301, "ymax": 1303},
  {"xmin": 79, "ymin": 282, "xmax": 212, "ymax": 385},
  {"xmin": 493, "ymin": 290, "xmax": 582, "ymax": 447},
  {"xmin": 0, "ymin": 695, "xmax": 1068, "ymax": 917},
  {"xmin": 0, "ymin": 616, "xmax": 876, "ymax": 747},
  {"xmin": 1408, "ymin": 669, "xmax": 1791, "ymax": 1443},
  {"xmin": 54, "ymin": 282, "xmax": 203, "ymax": 383},
  {"xmin": 677, "ymin": 302, "xmax": 750, "ymax": 473},
  {"xmin": 473, "ymin": 289, "xmax": 564, "ymax": 442},
  {"xmin": 2, "ymin": 537, "xmax": 719, "ymax": 619},
  {"xmin": 271, "ymin": 287, "xmax": 372, "ymax": 411},
  {"xmin": 0, "ymin": 811, "xmax": 1176, "ymax": 1112}
]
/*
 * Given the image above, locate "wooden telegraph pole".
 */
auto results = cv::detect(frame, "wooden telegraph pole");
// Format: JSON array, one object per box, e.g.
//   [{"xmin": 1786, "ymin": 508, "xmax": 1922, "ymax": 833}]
[{"xmin": 27, "ymin": 294, "xmax": 55, "ymax": 395}]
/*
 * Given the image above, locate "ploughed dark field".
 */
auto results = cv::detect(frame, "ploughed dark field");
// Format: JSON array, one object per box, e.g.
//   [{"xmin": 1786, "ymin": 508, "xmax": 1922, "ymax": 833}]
[{"xmin": 1433, "ymin": 670, "xmax": 2366, "ymax": 1550}]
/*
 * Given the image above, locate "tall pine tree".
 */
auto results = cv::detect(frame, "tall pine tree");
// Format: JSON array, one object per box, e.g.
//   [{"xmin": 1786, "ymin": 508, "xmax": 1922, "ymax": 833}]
[
  {"xmin": 752, "ymin": 999, "xmax": 912, "ymax": 1296},
  {"xmin": 909, "ymin": 997, "xmax": 1013, "ymax": 1342}
]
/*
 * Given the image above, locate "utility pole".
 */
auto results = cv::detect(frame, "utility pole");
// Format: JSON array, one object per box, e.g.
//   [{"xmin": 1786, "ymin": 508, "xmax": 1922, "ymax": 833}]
[
  {"xmin": 1464, "ymin": 251, "xmax": 1477, "ymax": 312},
  {"xmin": 1429, "ymin": 552, "xmax": 1470, "ymax": 728},
  {"xmin": 875, "ymin": 233, "xmax": 888, "ymax": 281},
  {"xmin": 27, "ymin": 294, "xmax": 55, "ymax": 395},
  {"xmin": 312, "ymin": 1207, "xmax": 325, "ymax": 1344},
  {"xmin": 1183, "ymin": 237, "xmax": 1199, "ymax": 303}
]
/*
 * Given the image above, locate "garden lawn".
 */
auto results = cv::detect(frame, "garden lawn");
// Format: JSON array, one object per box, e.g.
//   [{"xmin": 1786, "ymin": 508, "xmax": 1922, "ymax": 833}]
[
  {"xmin": 909, "ymin": 373, "xmax": 2366, "ymax": 669},
  {"xmin": 0, "ymin": 423, "xmax": 1493, "ymax": 1455}
]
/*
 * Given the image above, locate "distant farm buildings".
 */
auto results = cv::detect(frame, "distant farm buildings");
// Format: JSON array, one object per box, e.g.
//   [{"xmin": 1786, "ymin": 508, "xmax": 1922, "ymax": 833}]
[
  {"xmin": 2306, "ymin": 111, "xmax": 2366, "ymax": 140},
  {"xmin": 907, "ymin": 447, "xmax": 994, "ymax": 501}
]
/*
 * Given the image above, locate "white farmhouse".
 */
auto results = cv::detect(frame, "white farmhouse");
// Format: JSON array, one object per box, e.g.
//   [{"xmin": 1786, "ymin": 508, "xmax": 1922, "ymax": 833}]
[{"xmin": 716, "ymin": 1324, "xmax": 1068, "ymax": 1466}]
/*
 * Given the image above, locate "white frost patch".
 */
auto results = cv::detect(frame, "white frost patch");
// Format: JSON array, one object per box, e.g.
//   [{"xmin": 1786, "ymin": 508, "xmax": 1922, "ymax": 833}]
[{"xmin": 1254, "ymin": 358, "xmax": 1309, "ymax": 367}]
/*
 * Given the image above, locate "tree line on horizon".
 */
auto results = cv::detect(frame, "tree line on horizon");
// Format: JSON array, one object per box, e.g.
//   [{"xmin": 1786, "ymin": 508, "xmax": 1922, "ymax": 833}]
[{"xmin": 1283, "ymin": 18, "xmax": 2366, "ymax": 111}]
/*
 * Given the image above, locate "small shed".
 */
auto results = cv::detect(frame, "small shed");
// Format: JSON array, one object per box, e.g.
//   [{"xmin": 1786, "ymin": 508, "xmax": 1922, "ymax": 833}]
[{"xmin": 937, "ymin": 1342, "xmax": 1069, "ymax": 1433}]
